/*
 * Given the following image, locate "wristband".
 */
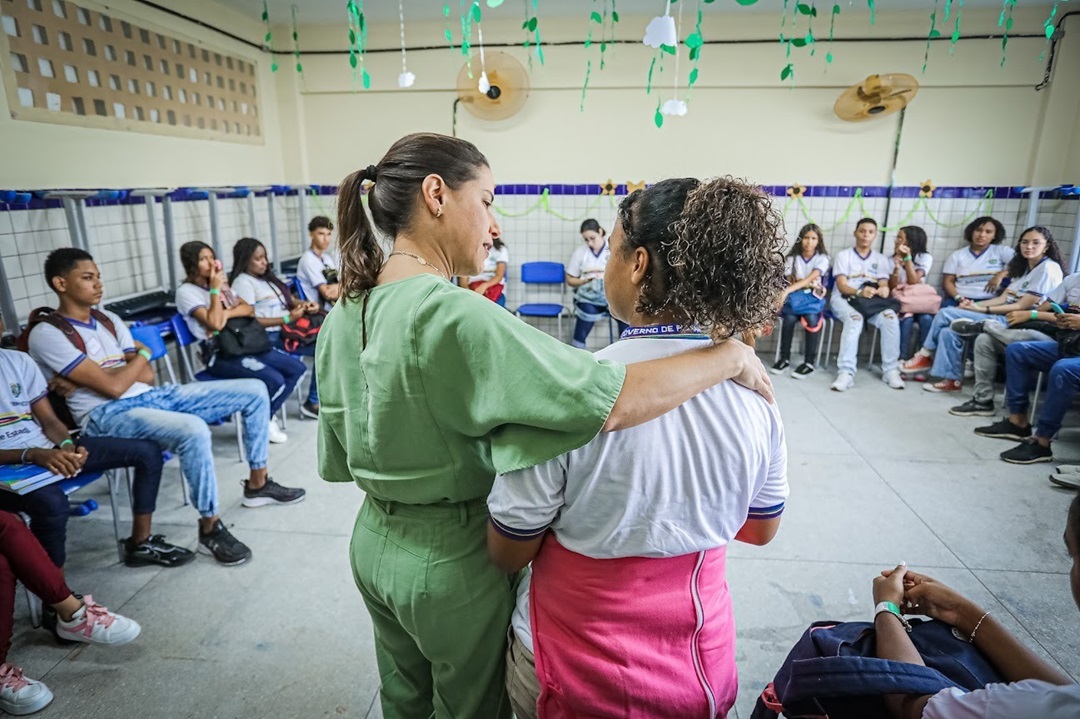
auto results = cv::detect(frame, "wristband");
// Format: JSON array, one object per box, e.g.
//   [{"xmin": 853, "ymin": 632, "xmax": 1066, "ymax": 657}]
[
  {"xmin": 903, "ymin": 255, "xmax": 913, "ymax": 262},
  {"xmin": 1031, "ymin": 310, "xmax": 1039, "ymax": 320},
  {"xmin": 137, "ymin": 348, "xmax": 153, "ymax": 361},
  {"xmin": 59, "ymin": 438, "xmax": 74, "ymax": 448},
  {"xmin": 20, "ymin": 447, "xmax": 32, "ymax": 464},
  {"xmin": 955, "ymin": 295, "xmax": 963, "ymax": 302},
  {"xmin": 968, "ymin": 611, "xmax": 990, "ymax": 643},
  {"xmin": 282, "ymin": 314, "xmax": 291, "ymax": 325},
  {"xmin": 874, "ymin": 601, "xmax": 912, "ymax": 632},
  {"xmin": 209, "ymin": 288, "xmax": 220, "ymax": 295}
]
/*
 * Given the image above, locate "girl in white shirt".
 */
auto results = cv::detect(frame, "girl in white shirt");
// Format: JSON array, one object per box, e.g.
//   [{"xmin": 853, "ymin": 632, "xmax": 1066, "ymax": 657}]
[
  {"xmin": 565, "ymin": 219, "xmax": 627, "ymax": 347},
  {"xmin": 230, "ymin": 237, "xmax": 323, "ymax": 417},
  {"xmin": 870, "ymin": 492, "xmax": 1080, "ymax": 719},
  {"xmin": 458, "ymin": 235, "xmax": 509, "ymax": 303},
  {"xmin": 773, "ymin": 223, "xmax": 829, "ymax": 379},
  {"xmin": 889, "ymin": 225, "xmax": 937, "ymax": 361}
]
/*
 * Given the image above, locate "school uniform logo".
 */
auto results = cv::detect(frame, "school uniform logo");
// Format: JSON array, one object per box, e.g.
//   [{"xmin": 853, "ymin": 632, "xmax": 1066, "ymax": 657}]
[{"xmin": 9, "ymin": 382, "xmax": 21, "ymax": 398}]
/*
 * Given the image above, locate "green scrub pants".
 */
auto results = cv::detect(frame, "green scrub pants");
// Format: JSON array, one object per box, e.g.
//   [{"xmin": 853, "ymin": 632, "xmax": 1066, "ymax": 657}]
[{"xmin": 350, "ymin": 494, "xmax": 515, "ymax": 719}]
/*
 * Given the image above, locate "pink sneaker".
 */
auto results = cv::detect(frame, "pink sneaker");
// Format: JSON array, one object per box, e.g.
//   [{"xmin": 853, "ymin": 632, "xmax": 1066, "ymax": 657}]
[
  {"xmin": 0, "ymin": 663, "xmax": 53, "ymax": 716},
  {"xmin": 55, "ymin": 595, "xmax": 141, "ymax": 646}
]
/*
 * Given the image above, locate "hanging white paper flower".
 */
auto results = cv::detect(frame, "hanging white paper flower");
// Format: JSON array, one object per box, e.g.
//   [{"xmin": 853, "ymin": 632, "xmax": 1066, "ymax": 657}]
[
  {"xmin": 398, "ymin": 71, "xmax": 416, "ymax": 88},
  {"xmin": 478, "ymin": 72, "xmax": 491, "ymax": 94},
  {"xmin": 643, "ymin": 14, "xmax": 677, "ymax": 49},
  {"xmin": 661, "ymin": 98, "xmax": 688, "ymax": 116}
]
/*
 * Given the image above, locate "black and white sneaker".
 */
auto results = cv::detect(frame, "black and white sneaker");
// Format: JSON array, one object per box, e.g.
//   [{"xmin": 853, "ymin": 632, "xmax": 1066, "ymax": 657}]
[
  {"xmin": 241, "ymin": 477, "xmax": 306, "ymax": 508},
  {"xmin": 792, "ymin": 363, "xmax": 815, "ymax": 379},
  {"xmin": 949, "ymin": 399, "xmax": 995, "ymax": 417},
  {"xmin": 950, "ymin": 318, "xmax": 986, "ymax": 338},
  {"xmin": 299, "ymin": 401, "xmax": 320, "ymax": 419},
  {"xmin": 1000, "ymin": 439, "xmax": 1053, "ymax": 465},
  {"xmin": 770, "ymin": 359, "xmax": 790, "ymax": 375},
  {"xmin": 197, "ymin": 520, "xmax": 251, "ymax": 566},
  {"xmin": 123, "ymin": 535, "xmax": 196, "ymax": 568},
  {"xmin": 974, "ymin": 418, "xmax": 1033, "ymax": 441}
]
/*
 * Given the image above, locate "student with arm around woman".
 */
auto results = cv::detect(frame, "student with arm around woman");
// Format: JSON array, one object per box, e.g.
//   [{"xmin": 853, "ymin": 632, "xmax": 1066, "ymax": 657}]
[{"xmin": 316, "ymin": 134, "xmax": 773, "ymax": 719}]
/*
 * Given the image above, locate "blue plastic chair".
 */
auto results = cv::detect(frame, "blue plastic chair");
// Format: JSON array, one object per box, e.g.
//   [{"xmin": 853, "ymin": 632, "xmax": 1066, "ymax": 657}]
[
  {"xmin": 167, "ymin": 314, "xmax": 247, "ymax": 464},
  {"xmin": 290, "ymin": 276, "xmax": 307, "ymax": 302},
  {"xmin": 515, "ymin": 262, "xmax": 569, "ymax": 338}
]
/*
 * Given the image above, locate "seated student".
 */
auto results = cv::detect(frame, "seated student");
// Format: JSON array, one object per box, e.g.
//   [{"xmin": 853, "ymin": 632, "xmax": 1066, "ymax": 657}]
[
  {"xmin": 27, "ymin": 248, "xmax": 305, "ymax": 566},
  {"xmin": 0, "ymin": 511, "xmax": 140, "ymax": 716},
  {"xmin": 566, "ymin": 219, "xmax": 628, "ymax": 348},
  {"xmin": 296, "ymin": 216, "xmax": 340, "ymax": 311},
  {"xmin": 973, "ymin": 315, "xmax": 1080, "ymax": 464},
  {"xmin": 949, "ymin": 228, "xmax": 1068, "ymax": 416},
  {"xmin": 829, "ymin": 217, "xmax": 905, "ymax": 392},
  {"xmin": 869, "ymin": 495, "xmax": 1080, "ymax": 719},
  {"xmin": 458, "ymin": 230, "xmax": 509, "ymax": 303},
  {"xmin": 772, "ymin": 223, "xmax": 829, "ymax": 379},
  {"xmin": 0, "ymin": 313, "xmax": 192, "ymax": 569},
  {"xmin": 902, "ymin": 216, "xmax": 1014, "ymax": 378},
  {"xmin": 910, "ymin": 226, "xmax": 1062, "ymax": 394},
  {"xmin": 229, "ymin": 237, "xmax": 322, "ymax": 419},
  {"xmin": 175, "ymin": 241, "xmax": 306, "ymax": 443},
  {"xmin": 889, "ymin": 225, "xmax": 936, "ymax": 361},
  {"xmin": 487, "ymin": 177, "xmax": 789, "ymax": 719}
]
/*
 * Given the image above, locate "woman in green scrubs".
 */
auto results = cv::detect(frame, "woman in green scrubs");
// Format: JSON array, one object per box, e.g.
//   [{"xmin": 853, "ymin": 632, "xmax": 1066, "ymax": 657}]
[{"xmin": 317, "ymin": 133, "xmax": 773, "ymax": 719}]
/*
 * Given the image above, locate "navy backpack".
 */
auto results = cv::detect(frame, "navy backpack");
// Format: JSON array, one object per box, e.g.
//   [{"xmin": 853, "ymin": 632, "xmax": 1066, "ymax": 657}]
[{"xmin": 749, "ymin": 618, "xmax": 1004, "ymax": 719}]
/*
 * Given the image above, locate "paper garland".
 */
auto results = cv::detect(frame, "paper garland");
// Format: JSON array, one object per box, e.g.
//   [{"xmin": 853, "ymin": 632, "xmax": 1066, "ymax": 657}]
[
  {"xmin": 261, "ymin": 0, "xmax": 277, "ymax": 72},
  {"xmin": 346, "ymin": 0, "xmax": 370, "ymax": 89},
  {"xmin": 291, "ymin": 5, "xmax": 303, "ymax": 76},
  {"xmin": 922, "ymin": 0, "xmax": 941, "ymax": 74},
  {"xmin": 522, "ymin": 0, "xmax": 544, "ymax": 67},
  {"xmin": 998, "ymin": 0, "xmax": 1018, "ymax": 67},
  {"xmin": 398, "ymin": 0, "xmax": 415, "ymax": 87}
]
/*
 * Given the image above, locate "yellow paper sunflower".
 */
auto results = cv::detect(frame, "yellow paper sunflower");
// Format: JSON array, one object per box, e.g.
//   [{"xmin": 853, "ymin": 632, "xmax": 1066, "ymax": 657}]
[
  {"xmin": 919, "ymin": 180, "xmax": 936, "ymax": 198},
  {"xmin": 786, "ymin": 183, "xmax": 805, "ymax": 198}
]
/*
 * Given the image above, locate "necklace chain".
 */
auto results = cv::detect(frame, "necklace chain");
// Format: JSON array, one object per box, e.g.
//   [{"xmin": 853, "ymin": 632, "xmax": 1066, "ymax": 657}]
[{"xmin": 388, "ymin": 251, "xmax": 448, "ymax": 280}]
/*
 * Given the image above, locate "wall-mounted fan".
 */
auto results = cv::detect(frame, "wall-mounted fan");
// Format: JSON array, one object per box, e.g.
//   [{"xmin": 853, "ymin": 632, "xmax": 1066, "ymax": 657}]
[
  {"xmin": 452, "ymin": 51, "xmax": 529, "ymax": 133},
  {"xmin": 834, "ymin": 73, "xmax": 919, "ymax": 122}
]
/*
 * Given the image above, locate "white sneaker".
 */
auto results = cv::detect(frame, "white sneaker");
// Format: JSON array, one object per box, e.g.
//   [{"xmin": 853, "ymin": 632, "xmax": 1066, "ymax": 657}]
[
  {"xmin": 268, "ymin": 419, "xmax": 288, "ymax": 444},
  {"xmin": 963, "ymin": 359, "xmax": 976, "ymax": 380},
  {"xmin": 1050, "ymin": 473, "xmax": 1080, "ymax": 489},
  {"xmin": 831, "ymin": 372, "xmax": 855, "ymax": 392},
  {"xmin": 0, "ymin": 664, "xmax": 53, "ymax": 716},
  {"xmin": 55, "ymin": 596, "xmax": 140, "ymax": 646},
  {"xmin": 1055, "ymin": 465, "xmax": 1080, "ymax": 475},
  {"xmin": 882, "ymin": 369, "xmax": 905, "ymax": 390}
]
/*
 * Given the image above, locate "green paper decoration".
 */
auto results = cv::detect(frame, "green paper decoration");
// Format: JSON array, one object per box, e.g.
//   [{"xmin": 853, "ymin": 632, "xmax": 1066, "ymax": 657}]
[
  {"xmin": 346, "ymin": 0, "xmax": 369, "ymax": 87},
  {"xmin": 444, "ymin": 4, "xmax": 455, "ymax": 51},
  {"xmin": 825, "ymin": 1, "xmax": 840, "ymax": 65},
  {"xmin": 950, "ymin": 0, "xmax": 964, "ymax": 53},
  {"xmin": 867, "ymin": 0, "xmax": 876, "ymax": 25},
  {"xmin": 487, "ymin": 0, "xmax": 505, "ymax": 6},
  {"xmin": 521, "ymin": 0, "xmax": 544, "ymax": 67},
  {"xmin": 686, "ymin": 0, "xmax": 704, "ymax": 97},
  {"xmin": 998, "ymin": 0, "xmax": 1017, "ymax": 68},
  {"xmin": 1043, "ymin": 0, "xmax": 1060, "ymax": 39},
  {"xmin": 654, "ymin": 101, "xmax": 663, "ymax": 128},
  {"xmin": 261, "ymin": 0, "xmax": 278, "ymax": 72},
  {"xmin": 291, "ymin": 5, "xmax": 303, "ymax": 76},
  {"xmin": 922, "ymin": 0, "xmax": 940, "ymax": 74},
  {"xmin": 735, "ymin": 0, "xmax": 757, "ymax": 4}
]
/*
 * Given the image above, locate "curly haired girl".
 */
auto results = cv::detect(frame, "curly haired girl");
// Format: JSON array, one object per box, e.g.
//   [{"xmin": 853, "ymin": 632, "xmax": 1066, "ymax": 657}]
[{"xmin": 487, "ymin": 176, "xmax": 789, "ymax": 719}]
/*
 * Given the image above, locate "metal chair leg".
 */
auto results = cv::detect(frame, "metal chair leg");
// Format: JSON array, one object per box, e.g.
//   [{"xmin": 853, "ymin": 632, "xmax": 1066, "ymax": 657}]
[
  {"xmin": 235, "ymin": 412, "xmax": 246, "ymax": 464},
  {"xmin": 1030, "ymin": 372, "xmax": 1044, "ymax": 424},
  {"xmin": 108, "ymin": 469, "xmax": 125, "ymax": 563}
]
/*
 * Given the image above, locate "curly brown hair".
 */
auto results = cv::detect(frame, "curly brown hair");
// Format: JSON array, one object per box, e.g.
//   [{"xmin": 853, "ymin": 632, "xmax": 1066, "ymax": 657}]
[{"xmin": 616, "ymin": 176, "xmax": 788, "ymax": 341}]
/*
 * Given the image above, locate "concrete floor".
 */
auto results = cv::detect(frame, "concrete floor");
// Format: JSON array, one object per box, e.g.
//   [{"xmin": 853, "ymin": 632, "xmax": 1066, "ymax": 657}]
[{"xmin": 9, "ymin": 363, "xmax": 1080, "ymax": 719}]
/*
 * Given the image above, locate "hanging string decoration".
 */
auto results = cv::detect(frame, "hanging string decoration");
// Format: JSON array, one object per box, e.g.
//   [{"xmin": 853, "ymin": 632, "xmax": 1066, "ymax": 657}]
[
  {"xmin": 460, "ymin": 0, "xmax": 475, "ymax": 66},
  {"xmin": 643, "ymin": 1, "xmax": 678, "ymax": 126},
  {"xmin": 1041, "ymin": 0, "xmax": 1061, "ymax": 60},
  {"xmin": 825, "ymin": 1, "xmax": 840, "ymax": 64},
  {"xmin": 686, "ymin": 0, "xmax": 704, "ymax": 96},
  {"xmin": 867, "ymin": 0, "xmax": 876, "ymax": 25},
  {"xmin": 949, "ymin": 0, "xmax": 964, "ymax": 53},
  {"xmin": 473, "ymin": 3, "xmax": 491, "ymax": 95},
  {"xmin": 661, "ymin": 0, "xmax": 688, "ymax": 119},
  {"xmin": 397, "ymin": 0, "xmax": 415, "ymax": 87},
  {"xmin": 778, "ymin": 0, "xmax": 800, "ymax": 83},
  {"xmin": 261, "ymin": 0, "xmax": 277, "ymax": 72},
  {"xmin": 522, "ymin": 0, "xmax": 544, "ymax": 67},
  {"xmin": 922, "ymin": 0, "xmax": 941, "ymax": 74},
  {"xmin": 346, "ymin": 0, "xmax": 370, "ymax": 88},
  {"xmin": 998, "ymin": 0, "xmax": 1018, "ymax": 67},
  {"xmin": 444, "ymin": 4, "xmax": 455, "ymax": 53},
  {"xmin": 581, "ymin": 0, "xmax": 600, "ymax": 110},
  {"xmin": 291, "ymin": 5, "xmax": 303, "ymax": 76}
]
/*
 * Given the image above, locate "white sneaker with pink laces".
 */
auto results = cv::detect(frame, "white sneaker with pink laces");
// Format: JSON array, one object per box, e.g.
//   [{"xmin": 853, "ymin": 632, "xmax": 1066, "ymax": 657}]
[
  {"xmin": 0, "ymin": 663, "xmax": 53, "ymax": 716},
  {"xmin": 54, "ymin": 595, "xmax": 141, "ymax": 646}
]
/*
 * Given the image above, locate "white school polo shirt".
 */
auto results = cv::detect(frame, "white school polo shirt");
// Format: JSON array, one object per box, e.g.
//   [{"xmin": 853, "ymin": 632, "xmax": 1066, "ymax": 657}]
[
  {"xmin": 232, "ymin": 273, "xmax": 290, "ymax": 334},
  {"xmin": 894, "ymin": 252, "xmax": 934, "ymax": 286},
  {"xmin": 924, "ymin": 680, "xmax": 1080, "ymax": 719},
  {"xmin": 27, "ymin": 310, "xmax": 150, "ymax": 426},
  {"xmin": 296, "ymin": 248, "xmax": 339, "ymax": 310},
  {"xmin": 0, "ymin": 349, "xmax": 51, "ymax": 450},
  {"xmin": 488, "ymin": 328, "xmax": 789, "ymax": 650},
  {"xmin": 785, "ymin": 253, "xmax": 831, "ymax": 282},
  {"xmin": 175, "ymin": 282, "xmax": 215, "ymax": 341},
  {"xmin": 467, "ymin": 246, "xmax": 509, "ymax": 285},
  {"xmin": 942, "ymin": 245, "xmax": 1016, "ymax": 300},
  {"xmin": 832, "ymin": 247, "xmax": 891, "ymax": 290},
  {"xmin": 1049, "ymin": 272, "xmax": 1080, "ymax": 308},
  {"xmin": 567, "ymin": 241, "xmax": 611, "ymax": 279},
  {"xmin": 1002, "ymin": 258, "xmax": 1063, "ymax": 302}
]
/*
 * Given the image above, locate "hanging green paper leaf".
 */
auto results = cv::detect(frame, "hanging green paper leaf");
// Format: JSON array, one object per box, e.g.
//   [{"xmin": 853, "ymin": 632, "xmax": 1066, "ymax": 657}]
[
  {"xmin": 528, "ymin": 16, "xmax": 538, "ymax": 30},
  {"xmin": 590, "ymin": 11, "xmax": 602, "ymax": 22},
  {"xmin": 826, "ymin": 51, "xmax": 833, "ymax": 63},
  {"xmin": 349, "ymin": 54, "xmax": 357, "ymax": 68},
  {"xmin": 612, "ymin": 10, "xmax": 619, "ymax": 21},
  {"xmin": 487, "ymin": 0, "xmax": 505, "ymax": 6},
  {"xmin": 867, "ymin": 0, "xmax": 876, "ymax": 25},
  {"xmin": 660, "ymin": 44, "xmax": 676, "ymax": 55},
  {"xmin": 686, "ymin": 32, "xmax": 703, "ymax": 48},
  {"xmin": 646, "ymin": 56, "xmax": 657, "ymax": 94},
  {"xmin": 797, "ymin": 3, "xmax": 812, "ymax": 15},
  {"xmin": 792, "ymin": 38, "xmax": 807, "ymax": 47},
  {"xmin": 362, "ymin": 69, "xmax": 371, "ymax": 89},
  {"xmin": 735, "ymin": 0, "xmax": 757, "ymax": 5},
  {"xmin": 689, "ymin": 67, "xmax": 699, "ymax": 85},
  {"xmin": 472, "ymin": 3, "xmax": 482, "ymax": 22},
  {"xmin": 654, "ymin": 104, "xmax": 664, "ymax": 128},
  {"xmin": 781, "ymin": 63, "xmax": 793, "ymax": 80}
]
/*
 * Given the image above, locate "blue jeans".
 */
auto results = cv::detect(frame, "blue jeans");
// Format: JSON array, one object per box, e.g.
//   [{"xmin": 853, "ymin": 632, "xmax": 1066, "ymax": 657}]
[
  {"xmin": 271, "ymin": 334, "xmax": 318, "ymax": 405},
  {"xmin": 898, "ymin": 313, "xmax": 934, "ymax": 360},
  {"xmin": 572, "ymin": 302, "xmax": 628, "ymax": 347},
  {"xmin": 0, "ymin": 436, "xmax": 164, "ymax": 567},
  {"xmin": 84, "ymin": 381, "xmax": 270, "ymax": 519},
  {"xmin": 1004, "ymin": 341, "xmax": 1080, "ymax": 440},
  {"xmin": 930, "ymin": 314, "xmax": 1009, "ymax": 380},
  {"xmin": 207, "ymin": 349, "xmax": 306, "ymax": 416}
]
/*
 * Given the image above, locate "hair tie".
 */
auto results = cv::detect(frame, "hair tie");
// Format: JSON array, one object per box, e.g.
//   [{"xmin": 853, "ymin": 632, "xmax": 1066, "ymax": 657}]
[{"xmin": 364, "ymin": 164, "xmax": 378, "ymax": 182}]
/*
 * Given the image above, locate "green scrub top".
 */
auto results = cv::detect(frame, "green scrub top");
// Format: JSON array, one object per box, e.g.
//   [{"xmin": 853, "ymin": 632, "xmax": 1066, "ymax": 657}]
[{"xmin": 316, "ymin": 273, "xmax": 626, "ymax": 505}]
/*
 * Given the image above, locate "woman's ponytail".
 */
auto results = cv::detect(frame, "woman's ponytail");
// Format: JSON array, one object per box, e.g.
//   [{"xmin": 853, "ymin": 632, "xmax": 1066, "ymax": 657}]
[{"xmin": 337, "ymin": 167, "xmax": 382, "ymax": 300}]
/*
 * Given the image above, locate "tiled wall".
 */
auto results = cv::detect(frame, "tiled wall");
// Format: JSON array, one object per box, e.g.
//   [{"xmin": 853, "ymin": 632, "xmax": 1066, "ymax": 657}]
[{"xmin": 2, "ymin": 185, "xmax": 1078, "ymax": 355}]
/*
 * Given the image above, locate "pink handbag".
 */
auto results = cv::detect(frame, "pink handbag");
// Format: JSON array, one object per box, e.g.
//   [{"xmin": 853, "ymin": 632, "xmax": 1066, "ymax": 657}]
[{"xmin": 893, "ymin": 283, "xmax": 942, "ymax": 315}]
